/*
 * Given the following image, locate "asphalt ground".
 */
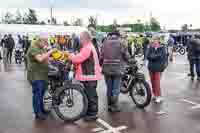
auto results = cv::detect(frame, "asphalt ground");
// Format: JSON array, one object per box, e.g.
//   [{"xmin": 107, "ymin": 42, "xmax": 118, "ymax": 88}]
[{"xmin": 0, "ymin": 54, "xmax": 200, "ymax": 133}]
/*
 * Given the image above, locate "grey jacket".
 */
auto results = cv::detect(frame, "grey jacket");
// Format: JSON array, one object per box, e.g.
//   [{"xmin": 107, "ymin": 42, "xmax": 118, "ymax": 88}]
[{"xmin": 100, "ymin": 36, "xmax": 129, "ymax": 76}]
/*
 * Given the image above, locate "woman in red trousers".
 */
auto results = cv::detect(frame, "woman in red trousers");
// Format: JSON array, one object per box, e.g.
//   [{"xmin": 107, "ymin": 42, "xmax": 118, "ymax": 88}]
[{"xmin": 146, "ymin": 35, "xmax": 167, "ymax": 103}]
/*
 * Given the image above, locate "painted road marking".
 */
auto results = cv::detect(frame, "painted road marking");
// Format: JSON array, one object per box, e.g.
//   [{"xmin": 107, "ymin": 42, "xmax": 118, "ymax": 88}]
[
  {"xmin": 155, "ymin": 111, "xmax": 168, "ymax": 115},
  {"xmin": 181, "ymin": 99, "xmax": 200, "ymax": 110},
  {"xmin": 92, "ymin": 118, "xmax": 127, "ymax": 133},
  {"xmin": 99, "ymin": 126, "xmax": 127, "ymax": 133},
  {"xmin": 92, "ymin": 127, "xmax": 104, "ymax": 132}
]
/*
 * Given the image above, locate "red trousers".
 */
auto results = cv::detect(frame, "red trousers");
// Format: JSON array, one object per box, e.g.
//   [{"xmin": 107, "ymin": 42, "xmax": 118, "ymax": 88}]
[{"xmin": 150, "ymin": 72, "xmax": 161, "ymax": 97}]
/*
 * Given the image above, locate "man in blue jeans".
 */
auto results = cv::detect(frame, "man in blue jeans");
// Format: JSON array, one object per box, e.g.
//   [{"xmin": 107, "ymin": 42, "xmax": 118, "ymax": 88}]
[
  {"xmin": 100, "ymin": 32, "xmax": 129, "ymax": 112},
  {"xmin": 27, "ymin": 36, "xmax": 55, "ymax": 120},
  {"xmin": 189, "ymin": 35, "xmax": 200, "ymax": 80}
]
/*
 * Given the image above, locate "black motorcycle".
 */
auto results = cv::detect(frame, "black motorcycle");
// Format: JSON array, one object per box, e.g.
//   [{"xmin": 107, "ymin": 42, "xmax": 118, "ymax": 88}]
[
  {"xmin": 134, "ymin": 46, "xmax": 144, "ymax": 57},
  {"xmin": 15, "ymin": 48, "xmax": 23, "ymax": 64},
  {"xmin": 173, "ymin": 44, "xmax": 186, "ymax": 55},
  {"xmin": 120, "ymin": 58, "xmax": 152, "ymax": 108},
  {"xmin": 43, "ymin": 60, "xmax": 88, "ymax": 122}
]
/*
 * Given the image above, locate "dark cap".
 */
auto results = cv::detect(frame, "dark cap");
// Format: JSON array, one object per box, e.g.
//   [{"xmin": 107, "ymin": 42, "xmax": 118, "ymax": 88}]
[{"xmin": 107, "ymin": 32, "xmax": 120, "ymax": 37}]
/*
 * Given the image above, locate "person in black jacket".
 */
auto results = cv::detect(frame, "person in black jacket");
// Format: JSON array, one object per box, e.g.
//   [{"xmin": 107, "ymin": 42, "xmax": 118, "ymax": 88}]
[
  {"xmin": 147, "ymin": 35, "xmax": 167, "ymax": 103},
  {"xmin": 1, "ymin": 35, "xmax": 8, "ymax": 60},
  {"xmin": 187, "ymin": 36, "xmax": 195, "ymax": 80},
  {"xmin": 189, "ymin": 35, "xmax": 200, "ymax": 80},
  {"xmin": 6, "ymin": 34, "xmax": 15, "ymax": 64},
  {"xmin": 72, "ymin": 33, "xmax": 80, "ymax": 53},
  {"xmin": 143, "ymin": 36, "xmax": 150, "ymax": 60},
  {"xmin": 92, "ymin": 38, "xmax": 100, "ymax": 59}
]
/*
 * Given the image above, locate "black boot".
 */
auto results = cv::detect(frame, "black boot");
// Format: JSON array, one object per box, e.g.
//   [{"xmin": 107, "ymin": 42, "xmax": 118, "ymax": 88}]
[
  {"xmin": 84, "ymin": 97, "xmax": 98, "ymax": 122},
  {"xmin": 107, "ymin": 96, "xmax": 112, "ymax": 111},
  {"xmin": 191, "ymin": 76, "xmax": 194, "ymax": 80},
  {"xmin": 108, "ymin": 96, "xmax": 121, "ymax": 112},
  {"xmin": 35, "ymin": 113, "xmax": 47, "ymax": 120}
]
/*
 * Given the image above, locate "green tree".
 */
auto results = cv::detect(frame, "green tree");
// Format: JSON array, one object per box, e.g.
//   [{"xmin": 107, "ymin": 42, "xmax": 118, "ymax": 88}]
[
  {"xmin": 144, "ymin": 22, "xmax": 151, "ymax": 31},
  {"xmin": 150, "ymin": 17, "xmax": 161, "ymax": 31},
  {"xmin": 23, "ymin": 8, "xmax": 38, "ymax": 24},
  {"xmin": 15, "ymin": 10, "xmax": 23, "ymax": 24},
  {"xmin": 71, "ymin": 18, "xmax": 83, "ymax": 26},
  {"xmin": 63, "ymin": 20, "xmax": 70, "ymax": 26},
  {"xmin": 88, "ymin": 16, "xmax": 97, "ymax": 29},
  {"xmin": 39, "ymin": 21, "xmax": 46, "ymax": 25},
  {"xmin": 51, "ymin": 17, "xmax": 57, "ymax": 25},
  {"xmin": 4, "ymin": 12, "xmax": 14, "ymax": 24},
  {"xmin": 112, "ymin": 19, "xmax": 119, "ymax": 32},
  {"xmin": 181, "ymin": 24, "xmax": 188, "ymax": 31},
  {"xmin": 132, "ymin": 20, "xmax": 145, "ymax": 32}
]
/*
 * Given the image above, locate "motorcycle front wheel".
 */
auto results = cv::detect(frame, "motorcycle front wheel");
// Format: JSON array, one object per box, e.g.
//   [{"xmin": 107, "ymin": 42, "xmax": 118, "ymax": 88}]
[
  {"xmin": 43, "ymin": 89, "xmax": 53, "ymax": 113},
  {"xmin": 130, "ymin": 81, "xmax": 151, "ymax": 108},
  {"xmin": 179, "ymin": 47, "xmax": 186, "ymax": 55},
  {"xmin": 54, "ymin": 84, "xmax": 88, "ymax": 122},
  {"xmin": 135, "ymin": 49, "xmax": 143, "ymax": 58}
]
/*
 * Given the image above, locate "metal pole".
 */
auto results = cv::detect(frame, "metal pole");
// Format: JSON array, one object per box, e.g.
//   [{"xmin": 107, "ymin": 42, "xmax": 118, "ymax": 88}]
[{"xmin": 50, "ymin": 7, "xmax": 53, "ymax": 24}]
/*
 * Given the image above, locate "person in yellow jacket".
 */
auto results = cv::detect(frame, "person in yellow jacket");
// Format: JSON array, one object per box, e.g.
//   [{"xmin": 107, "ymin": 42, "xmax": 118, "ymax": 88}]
[
  {"xmin": 50, "ymin": 36, "xmax": 56, "ymax": 46},
  {"xmin": 137, "ymin": 34, "xmax": 144, "ymax": 48}
]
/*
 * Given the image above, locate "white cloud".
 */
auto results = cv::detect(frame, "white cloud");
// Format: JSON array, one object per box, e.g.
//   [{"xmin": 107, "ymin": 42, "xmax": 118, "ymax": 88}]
[{"xmin": 0, "ymin": 0, "xmax": 200, "ymax": 29}]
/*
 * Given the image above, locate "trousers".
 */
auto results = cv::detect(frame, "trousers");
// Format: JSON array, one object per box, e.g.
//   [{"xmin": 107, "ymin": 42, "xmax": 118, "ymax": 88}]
[
  {"xmin": 31, "ymin": 80, "xmax": 47, "ymax": 115},
  {"xmin": 189, "ymin": 59, "xmax": 200, "ymax": 77},
  {"xmin": 105, "ymin": 76, "xmax": 121, "ymax": 97},
  {"xmin": 149, "ymin": 72, "xmax": 161, "ymax": 97},
  {"xmin": 81, "ymin": 81, "xmax": 98, "ymax": 116}
]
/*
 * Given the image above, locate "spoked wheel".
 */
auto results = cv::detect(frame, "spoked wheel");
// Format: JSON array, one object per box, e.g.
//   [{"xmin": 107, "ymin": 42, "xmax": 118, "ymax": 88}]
[
  {"xmin": 179, "ymin": 47, "xmax": 186, "ymax": 55},
  {"xmin": 43, "ymin": 90, "xmax": 53, "ymax": 113},
  {"xmin": 135, "ymin": 49, "xmax": 143, "ymax": 58},
  {"xmin": 120, "ymin": 78, "xmax": 129, "ymax": 94},
  {"xmin": 130, "ymin": 81, "xmax": 151, "ymax": 108},
  {"xmin": 174, "ymin": 46, "xmax": 179, "ymax": 52},
  {"xmin": 54, "ymin": 84, "xmax": 88, "ymax": 122}
]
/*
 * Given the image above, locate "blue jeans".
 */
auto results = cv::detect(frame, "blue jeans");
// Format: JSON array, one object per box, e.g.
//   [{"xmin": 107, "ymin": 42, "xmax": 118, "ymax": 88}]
[
  {"xmin": 105, "ymin": 76, "xmax": 121, "ymax": 97},
  {"xmin": 195, "ymin": 60, "xmax": 200, "ymax": 77},
  {"xmin": 31, "ymin": 80, "xmax": 47, "ymax": 115}
]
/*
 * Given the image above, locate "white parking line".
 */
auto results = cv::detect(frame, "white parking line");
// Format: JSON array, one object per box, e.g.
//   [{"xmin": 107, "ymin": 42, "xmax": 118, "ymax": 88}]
[
  {"xmin": 181, "ymin": 99, "xmax": 199, "ymax": 105},
  {"xmin": 155, "ymin": 111, "xmax": 168, "ymax": 115},
  {"xmin": 181, "ymin": 99, "xmax": 200, "ymax": 110},
  {"xmin": 92, "ymin": 118, "xmax": 128, "ymax": 133},
  {"xmin": 99, "ymin": 126, "xmax": 127, "ymax": 133},
  {"xmin": 92, "ymin": 127, "xmax": 104, "ymax": 132},
  {"xmin": 191, "ymin": 105, "xmax": 200, "ymax": 109}
]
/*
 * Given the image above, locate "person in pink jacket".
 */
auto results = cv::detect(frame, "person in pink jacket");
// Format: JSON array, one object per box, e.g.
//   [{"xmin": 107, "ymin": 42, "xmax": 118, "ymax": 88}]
[{"xmin": 68, "ymin": 31, "xmax": 102, "ymax": 121}]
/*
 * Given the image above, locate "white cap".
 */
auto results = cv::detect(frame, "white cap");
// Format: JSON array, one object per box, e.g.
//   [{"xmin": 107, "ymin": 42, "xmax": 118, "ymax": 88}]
[{"xmin": 39, "ymin": 32, "xmax": 49, "ymax": 39}]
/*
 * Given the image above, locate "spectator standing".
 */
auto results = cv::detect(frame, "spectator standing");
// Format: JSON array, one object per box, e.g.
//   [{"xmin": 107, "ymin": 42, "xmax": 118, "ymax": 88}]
[{"xmin": 146, "ymin": 35, "xmax": 167, "ymax": 103}]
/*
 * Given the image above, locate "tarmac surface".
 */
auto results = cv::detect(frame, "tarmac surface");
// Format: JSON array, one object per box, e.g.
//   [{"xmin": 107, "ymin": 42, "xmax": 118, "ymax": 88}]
[{"xmin": 1, "ymin": 54, "xmax": 200, "ymax": 133}]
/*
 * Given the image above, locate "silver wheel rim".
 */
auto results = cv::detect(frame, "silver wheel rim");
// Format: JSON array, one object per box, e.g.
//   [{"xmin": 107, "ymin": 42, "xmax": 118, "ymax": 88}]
[
  {"xmin": 58, "ymin": 89, "xmax": 85, "ymax": 119},
  {"xmin": 132, "ymin": 83, "xmax": 147, "ymax": 105}
]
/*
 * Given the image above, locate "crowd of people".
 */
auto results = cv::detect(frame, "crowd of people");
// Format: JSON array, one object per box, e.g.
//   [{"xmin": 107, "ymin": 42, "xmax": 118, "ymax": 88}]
[
  {"xmin": 0, "ymin": 34, "xmax": 31, "ymax": 64},
  {"xmin": 1, "ymin": 29, "xmax": 200, "ymax": 122},
  {"xmin": 25, "ymin": 30, "xmax": 171, "ymax": 121}
]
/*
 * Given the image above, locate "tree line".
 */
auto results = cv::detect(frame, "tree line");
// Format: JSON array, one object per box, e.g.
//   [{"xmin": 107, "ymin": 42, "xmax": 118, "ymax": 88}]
[{"xmin": 1, "ymin": 8, "xmax": 161, "ymax": 32}]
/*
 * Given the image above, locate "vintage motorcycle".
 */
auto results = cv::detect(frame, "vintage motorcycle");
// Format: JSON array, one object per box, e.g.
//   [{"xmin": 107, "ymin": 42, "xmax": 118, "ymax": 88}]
[
  {"xmin": 173, "ymin": 44, "xmax": 186, "ymax": 55},
  {"xmin": 43, "ymin": 60, "xmax": 88, "ymax": 122},
  {"xmin": 120, "ymin": 58, "xmax": 152, "ymax": 108}
]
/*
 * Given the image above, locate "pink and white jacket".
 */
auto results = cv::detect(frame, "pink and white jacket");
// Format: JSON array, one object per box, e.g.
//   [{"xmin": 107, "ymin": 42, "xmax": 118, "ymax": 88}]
[{"xmin": 69, "ymin": 42, "xmax": 102, "ymax": 81}]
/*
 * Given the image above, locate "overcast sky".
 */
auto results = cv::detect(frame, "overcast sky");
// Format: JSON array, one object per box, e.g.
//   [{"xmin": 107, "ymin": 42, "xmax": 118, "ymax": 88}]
[{"xmin": 0, "ymin": 0, "xmax": 199, "ymax": 29}]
